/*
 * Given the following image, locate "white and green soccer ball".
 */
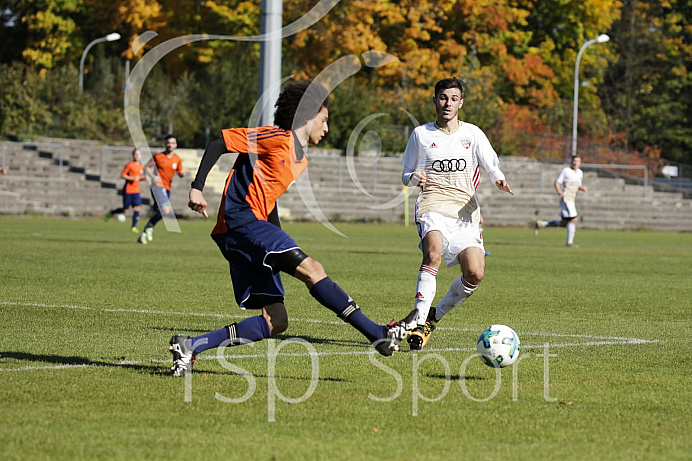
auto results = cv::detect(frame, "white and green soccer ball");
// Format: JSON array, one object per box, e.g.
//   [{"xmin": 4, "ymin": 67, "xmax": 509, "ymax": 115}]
[
  {"xmin": 116, "ymin": 214, "xmax": 127, "ymax": 223},
  {"xmin": 476, "ymin": 324, "xmax": 521, "ymax": 368}
]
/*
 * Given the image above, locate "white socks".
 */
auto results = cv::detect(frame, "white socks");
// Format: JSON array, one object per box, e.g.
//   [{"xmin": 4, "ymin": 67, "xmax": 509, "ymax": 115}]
[
  {"xmin": 435, "ymin": 275, "xmax": 478, "ymax": 320},
  {"xmin": 567, "ymin": 221, "xmax": 576, "ymax": 244},
  {"xmin": 413, "ymin": 265, "xmax": 438, "ymax": 326}
]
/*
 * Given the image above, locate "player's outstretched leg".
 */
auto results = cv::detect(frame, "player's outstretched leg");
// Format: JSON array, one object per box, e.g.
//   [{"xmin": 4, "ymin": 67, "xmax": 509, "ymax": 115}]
[
  {"xmin": 535, "ymin": 219, "xmax": 562, "ymax": 235},
  {"xmin": 309, "ymin": 276, "xmax": 408, "ymax": 355},
  {"xmin": 534, "ymin": 220, "xmax": 544, "ymax": 235},
  {"xmin": 105, "ymin": 208, "xmax": 125, "ymax": 222},
  {"xmin": 168, "ymin": 314, "xmax": 274, "ymax": 377}
]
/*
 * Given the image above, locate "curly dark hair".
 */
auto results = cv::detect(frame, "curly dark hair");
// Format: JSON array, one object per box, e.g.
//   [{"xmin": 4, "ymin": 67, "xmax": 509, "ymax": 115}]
[
  {"xmin": 434, "ymin": 77, "xmax": 464, "ymax": 98},
  {"xmin": 274, "ymin": 82, "xmax": 329, "ymax": 131}
]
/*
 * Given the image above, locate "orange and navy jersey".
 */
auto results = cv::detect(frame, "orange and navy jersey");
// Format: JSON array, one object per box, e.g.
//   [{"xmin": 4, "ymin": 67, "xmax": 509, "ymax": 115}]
[
  {"xmin": 212, "ymin": 127, "xmax": 306, "ymax": 235},
  {"xmin": 121, "ymin": 161, "xmax": 144, "ymax": 194},
  {"xmin": 152, "ymin": 152, "xmax": 183, "ymax": 190}
]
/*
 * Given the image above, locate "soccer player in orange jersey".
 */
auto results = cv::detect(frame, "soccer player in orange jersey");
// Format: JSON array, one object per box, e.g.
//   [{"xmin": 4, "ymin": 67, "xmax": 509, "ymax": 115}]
[
  {"xmin": 168, "ymin": 82, "xmax": 408, "ymax": 376},
  {"xmin": 138, "ymin": 135, "xmax": 186, "ymax": 244},
  {"xmin": 105, "ymin": 148, "xmax": 147, "ymax": 232}
]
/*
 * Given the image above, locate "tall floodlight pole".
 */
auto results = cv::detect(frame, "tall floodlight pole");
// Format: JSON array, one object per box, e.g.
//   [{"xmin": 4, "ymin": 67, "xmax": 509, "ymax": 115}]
[
  {"xmin": 572, "ymin": 34, "xmax": 609, "ymax": 157},
  {"xmin": 79, "ymin": 33, "xmax": 121, "ymax": 92},
  {"xmin": 257, "ymin": 0, "xmax": 283, "ymax": 127}
]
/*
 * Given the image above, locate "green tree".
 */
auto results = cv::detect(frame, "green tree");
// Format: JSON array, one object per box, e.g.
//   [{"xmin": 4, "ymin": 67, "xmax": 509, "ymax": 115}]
[
  {"xmin": 0, "ymin": 61, "xmax": 129, "ymax": 141},
  {"xmin": 601, "ymin": 0, "xmax": 692, "ymax": 163},
  {"xmin": 0, "ymin": 62, "xmax": 51, "ymax": 138}
]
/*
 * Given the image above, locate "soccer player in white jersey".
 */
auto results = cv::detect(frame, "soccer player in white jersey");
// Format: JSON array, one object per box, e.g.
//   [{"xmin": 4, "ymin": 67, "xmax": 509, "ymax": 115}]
[
  {"xmin": 535, "ymin": 155, "xmax": 588, "ymax": 247},
  {"xmin": 400, "ymin": 77, "xmax": 514, "ymax": 350}
]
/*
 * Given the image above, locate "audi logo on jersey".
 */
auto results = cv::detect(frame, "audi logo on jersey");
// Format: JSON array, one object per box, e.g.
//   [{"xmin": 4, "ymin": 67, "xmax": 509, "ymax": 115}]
[
  {"xmin": 431, "ymin": 158, "xmax": 467, "ymax": 172},
  {"xmin": 461, "ymin": 139, "xmax": 471, "ymax": 149}
]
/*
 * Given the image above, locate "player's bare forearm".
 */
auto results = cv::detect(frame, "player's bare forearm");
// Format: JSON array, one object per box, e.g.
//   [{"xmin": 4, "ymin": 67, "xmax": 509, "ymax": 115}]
[
  {"xmin": 122, "ymin": 174, "xmax": 144, "ymax": 181},
  {"xmin": 145, "ymin": 168, "xmax": 157, "ymax": 183},
  {"xmin": 495, "ymin": 179, "xmax": 514, "ymax": 195},
  {"xmin": 188, "ymin": 188, "xmax": 208, "ymax": 218}
]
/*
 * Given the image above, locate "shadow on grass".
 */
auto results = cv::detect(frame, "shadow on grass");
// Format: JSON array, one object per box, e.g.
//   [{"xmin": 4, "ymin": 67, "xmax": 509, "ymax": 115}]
[
  {"xmin": 151, "ymin": 326, "xmax": 217, "ymax": 335},
  {"xmin": 42, "ymin": 238, "xmax": 126, "ymax": 245},
  {"xmin": 425, "ymin": 373, "xmax": 487, "ymax": 381},
  {"xmin": 221, "ymin": 372, "xmax": 349, "ymax": 383},
  {"xmin": 0, "ymin": 351, "xmax": 168, "ymax": 375},
  {"xmin": 343, "ymin": 249, "xmax": 391, "ymax": 255},
  {"xmin": 150, "ymin": 329, "xmax": 370, "ymax": 349},
  {"xmin": 274, "ymin": 334, "xmax": 370, "ymax": 349}
]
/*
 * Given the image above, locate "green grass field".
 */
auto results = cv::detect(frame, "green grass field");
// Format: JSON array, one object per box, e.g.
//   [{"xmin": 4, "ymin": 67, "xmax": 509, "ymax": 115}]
[{"xmin": 1, "ymin": 216, "xmax": 690, "ymax": 460}]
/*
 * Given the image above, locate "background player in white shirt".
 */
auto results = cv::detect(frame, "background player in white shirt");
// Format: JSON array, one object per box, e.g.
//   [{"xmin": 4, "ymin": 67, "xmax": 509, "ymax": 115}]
[
  {"xmin": 400, "ymin": 77, "xmax": 514, "ymax": 349},
  {"xmin": 535, "ymin": 155, "xmax": 588, "ymax": 247}
]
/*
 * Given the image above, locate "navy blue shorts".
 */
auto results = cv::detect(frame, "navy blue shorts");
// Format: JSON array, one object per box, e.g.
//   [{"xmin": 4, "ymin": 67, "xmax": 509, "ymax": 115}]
[
  {"xmin": 213, "ymin": 220, "xmax": 301, "ymax": 309},
  {"xmin": 123, "ymin": 192, "xmax": 142, "ymax": 209}
]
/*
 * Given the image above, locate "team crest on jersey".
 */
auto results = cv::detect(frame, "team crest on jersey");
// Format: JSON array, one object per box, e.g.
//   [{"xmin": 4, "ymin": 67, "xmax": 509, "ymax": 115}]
[
  {"xmin": 461, "ymin": 139, "xmax": 471, "ymax": 149},
  {"xmin": 430, "ymin": 143, "xmax": 438, "ymax": 148}
]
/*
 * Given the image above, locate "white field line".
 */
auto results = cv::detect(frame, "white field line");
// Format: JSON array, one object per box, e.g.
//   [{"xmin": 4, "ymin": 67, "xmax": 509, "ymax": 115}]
[{"xmin": 0, "ymin": 301, "xmax": 660, "ymax": 372}]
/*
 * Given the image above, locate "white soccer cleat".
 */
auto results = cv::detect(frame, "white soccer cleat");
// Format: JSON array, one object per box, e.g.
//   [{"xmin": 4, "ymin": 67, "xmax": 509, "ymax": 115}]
[
  {"xmin": 402, "ymin": 308, "xmax": 420, "ymax": 331},
  {"xmin": 534, "ymin": 220, "xmax": 544, "ymax": 236},
  {"xmin": 373, "ymin": 320, "xmax": 411, "ymax": 356},
  {"xmin": 169, "ymin": 335, "xmax": 195, "ymax": 377},
  {"xmin": 145, "ymin": 227, "xmax": 154, "ymax": 242}
]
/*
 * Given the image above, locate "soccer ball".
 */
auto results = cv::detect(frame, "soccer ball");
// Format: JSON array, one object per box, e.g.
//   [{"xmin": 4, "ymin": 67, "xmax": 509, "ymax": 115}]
[
  {"xmin": 116, "ymin": 214, "xmax": 127, "ymax": 223},
  {"xmin": 476, "ymin": 325, "xmax": 521, "ymax": 368}
]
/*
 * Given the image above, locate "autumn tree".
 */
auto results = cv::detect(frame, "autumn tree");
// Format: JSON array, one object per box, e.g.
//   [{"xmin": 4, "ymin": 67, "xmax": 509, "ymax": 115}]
[
  {"xmin": 1, "ymin": 0, "xmax": 689, "ymax": 162},
  {"xmin": 283, "ymin": 0, "xmax": 598, "ymax": 153}
]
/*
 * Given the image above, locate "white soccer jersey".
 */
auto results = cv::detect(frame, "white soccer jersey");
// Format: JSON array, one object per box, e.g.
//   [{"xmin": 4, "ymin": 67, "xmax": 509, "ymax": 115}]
[
  {"xmin": 401, "ymin": 121, "xmax": 505, "ymax": 223},
  {"xmin": 556, "ymin": 167, "xmax": 583, "ymax": 203}
]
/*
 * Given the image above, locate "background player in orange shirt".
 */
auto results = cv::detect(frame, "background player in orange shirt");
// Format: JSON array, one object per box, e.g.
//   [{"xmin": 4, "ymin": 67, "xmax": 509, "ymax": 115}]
[
  {"xmin": 105, "ymin": 148, "xmax": 147, "ymax": 232},
  {"xmin": 138, "ymin": 135, "xmax": 186, "ymax": 244}
]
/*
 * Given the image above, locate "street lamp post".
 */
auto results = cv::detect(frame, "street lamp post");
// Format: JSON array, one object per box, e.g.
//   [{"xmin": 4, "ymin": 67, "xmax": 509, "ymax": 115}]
[
  {"xmin": 571, "ymin": 33, "xmax": 609, "ymax": 157},
  {"xmin": 79, "ymin": 32, "xmax": 121, "ymax": 92}
]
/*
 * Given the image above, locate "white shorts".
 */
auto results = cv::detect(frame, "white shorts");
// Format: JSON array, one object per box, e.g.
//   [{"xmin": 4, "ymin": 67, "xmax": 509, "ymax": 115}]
[
  {"xmin": 559, "ymin": 199, "xmax": 578, "ymax": 219},
  {"xmin": 416, "ymin": 212, "xmax": 485, "ymax": 267}
]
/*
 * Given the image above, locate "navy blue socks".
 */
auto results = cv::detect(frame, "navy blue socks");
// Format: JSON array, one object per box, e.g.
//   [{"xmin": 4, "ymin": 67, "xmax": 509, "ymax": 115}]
[
  {"xmin": 188, "ymin": 277, "xmax": 385, "ymax": 355},
  {"xmin": 132, "ymin": 210, "xmax": 140, "ymax": 228},
  {"xmin": 190, "ymin": 315, "xmax": 271, "ymax": 354},
  {"xmin": 310, "ymin": 277, "xmax": 384, "ymax": 342}
]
